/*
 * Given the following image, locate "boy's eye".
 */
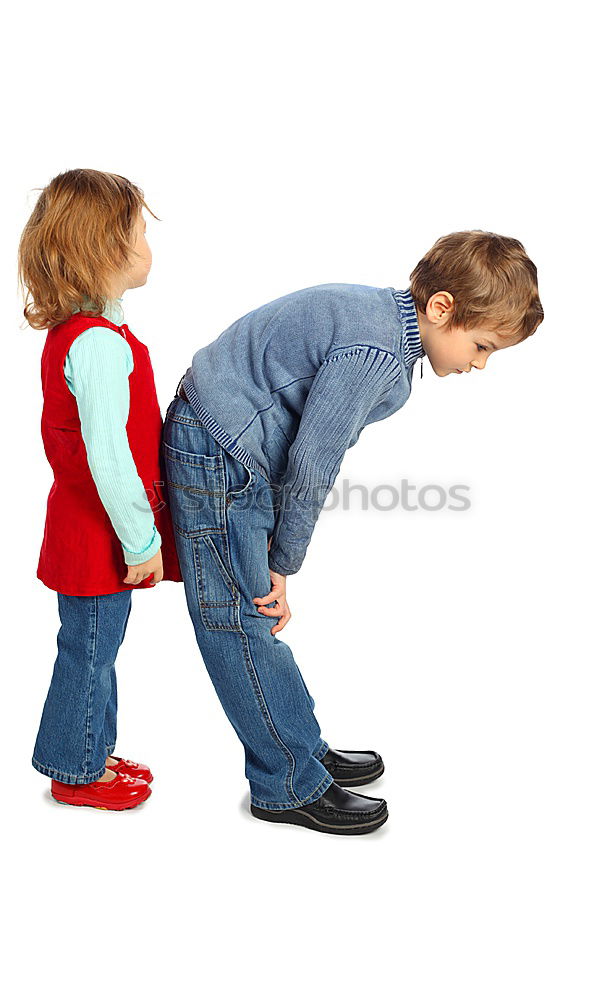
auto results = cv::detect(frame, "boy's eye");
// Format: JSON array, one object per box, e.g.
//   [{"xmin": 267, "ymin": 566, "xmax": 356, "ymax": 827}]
[{"xmin": 477, "ymin": 344, "xmax": 488, "ymax": 352}]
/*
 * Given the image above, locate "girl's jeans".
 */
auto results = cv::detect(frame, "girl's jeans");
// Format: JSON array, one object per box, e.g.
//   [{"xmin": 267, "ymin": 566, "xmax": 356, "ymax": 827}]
[
  {"xmin": 33, "ymin": 590, "xmax": 132, "ymax": 783},
  {"xmin": 163, "ymin": 396, "xmax": 333, "ymax": 811}
]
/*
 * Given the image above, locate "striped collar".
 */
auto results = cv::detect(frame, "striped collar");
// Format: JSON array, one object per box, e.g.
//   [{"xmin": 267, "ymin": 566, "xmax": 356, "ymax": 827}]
[{"xmin": 391, "ymin": 287, "xmax": 425, "ymax": 369}]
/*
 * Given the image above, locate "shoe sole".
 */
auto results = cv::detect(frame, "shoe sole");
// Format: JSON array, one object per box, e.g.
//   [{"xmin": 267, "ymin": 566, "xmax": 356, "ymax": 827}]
[
  {"xmin": 250, "ymin": 802, "xmax": 388, "ymax": 835},
  {"xmin": 330, "ymin": 762, "xmax": 385, "ymax": 787},
  {"xmin": 51, "ymin": 785, "xmax": 152, "ymax": 811}
]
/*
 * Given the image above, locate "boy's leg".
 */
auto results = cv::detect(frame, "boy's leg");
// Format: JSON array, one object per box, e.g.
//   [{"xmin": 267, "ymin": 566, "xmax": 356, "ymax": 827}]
[
  {"xmin": 33, "ymin": 591, "xmax": 132, "ymax": 784},
  {"xmin": 163, "ymin": 400, "xmax": 333, "ymax": 811}
]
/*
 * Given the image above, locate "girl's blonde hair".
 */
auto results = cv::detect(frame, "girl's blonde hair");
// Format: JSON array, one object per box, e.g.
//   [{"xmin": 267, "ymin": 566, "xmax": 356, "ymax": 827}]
[
  {"xmin": 18, "ymin": 168, "xmax": 156, "ymax": 330},
  {"xmin": 410, "ymin": 230, "xmax": 544, "ymax": 342}
]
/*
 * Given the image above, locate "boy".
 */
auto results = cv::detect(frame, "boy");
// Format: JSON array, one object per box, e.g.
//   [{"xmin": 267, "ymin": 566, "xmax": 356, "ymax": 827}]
[{"xmin": 159, "ymin": 230, "xmax": 543, "ymax": 835}]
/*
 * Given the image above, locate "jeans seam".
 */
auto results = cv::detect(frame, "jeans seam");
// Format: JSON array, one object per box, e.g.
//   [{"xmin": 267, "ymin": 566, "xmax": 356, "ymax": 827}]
[
  {"xmin": 166, "ymin": 412, "xmax": 207, "ymax": 428},
  {"xmin": 83, "ymin": 597, "xmax": 98, "ymax": 777}
]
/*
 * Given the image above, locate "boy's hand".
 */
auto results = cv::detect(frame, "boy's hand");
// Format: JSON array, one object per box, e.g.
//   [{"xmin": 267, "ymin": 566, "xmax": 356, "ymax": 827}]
[
  {"xmin": 254, "ymin": 567, "xmax": 291, "ymax": 634},
  {"xmin": 123, "ymin": 548, "xmax": 164, "ymax": 587}
]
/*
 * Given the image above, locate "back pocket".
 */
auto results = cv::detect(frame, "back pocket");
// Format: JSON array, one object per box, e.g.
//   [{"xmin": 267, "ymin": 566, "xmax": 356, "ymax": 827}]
[{"xmin": 163, "ymin": 441, "xmax": 226, "ymax": 537}]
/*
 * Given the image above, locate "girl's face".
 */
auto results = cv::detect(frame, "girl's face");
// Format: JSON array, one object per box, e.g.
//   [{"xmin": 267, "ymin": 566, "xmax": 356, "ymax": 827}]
[{"xmin": 126, "ymin": 211, "xmax": 152, "ymax": 289}]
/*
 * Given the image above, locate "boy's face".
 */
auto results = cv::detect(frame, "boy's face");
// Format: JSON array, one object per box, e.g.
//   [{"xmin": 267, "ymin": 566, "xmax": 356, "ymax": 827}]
[{"xmin": 417, "ymin": 291, "xmax": 517, "ymax": 377}]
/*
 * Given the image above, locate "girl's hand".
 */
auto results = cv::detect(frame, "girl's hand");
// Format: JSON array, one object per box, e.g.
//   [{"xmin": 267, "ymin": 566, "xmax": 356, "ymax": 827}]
[
  {"xmin": 123, "ymin": 547, "xmax": 164, "ymax": 586},
  {"xmin": 253, "ymin": 569, "xmax": 291, "ymax": 634}
]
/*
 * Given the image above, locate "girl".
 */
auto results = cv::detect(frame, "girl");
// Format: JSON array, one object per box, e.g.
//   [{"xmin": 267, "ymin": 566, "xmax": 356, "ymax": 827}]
[{"xmin": 19, "ymin": 169, "xmax": 182, "ymax": 811}]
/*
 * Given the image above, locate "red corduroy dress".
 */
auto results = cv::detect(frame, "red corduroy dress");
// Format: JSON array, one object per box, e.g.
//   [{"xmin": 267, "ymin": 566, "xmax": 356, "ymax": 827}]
[{"xmin": 37, "ymin": 313, "xmax": 182, "ymax": 596}]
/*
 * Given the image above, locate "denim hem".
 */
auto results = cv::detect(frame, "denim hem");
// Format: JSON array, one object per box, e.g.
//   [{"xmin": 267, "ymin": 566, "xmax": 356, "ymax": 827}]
[
  {"xmin": 106, "ymin": 745, "xmax": 116, "ymax": 756},
  {"xmin": 250, "ymin": 769, "xmax": 334, "ymax": 812},
  {"xmin": 32, "ymin": 756, "xmax": 106, "ymax": 785},
  {"xmin": 314, "ymin": 739, "xmax": 329, "ymax": 761}
]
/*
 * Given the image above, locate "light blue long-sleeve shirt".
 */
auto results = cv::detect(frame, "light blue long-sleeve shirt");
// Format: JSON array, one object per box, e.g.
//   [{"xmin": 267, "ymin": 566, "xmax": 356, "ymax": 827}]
[
  {"xmin": 182, "ymin": 284, "xmax": 424, "ymax": 575},
  {"xmin": 64, "ymin": 299, "xmax": 162, "ymax": 566}
]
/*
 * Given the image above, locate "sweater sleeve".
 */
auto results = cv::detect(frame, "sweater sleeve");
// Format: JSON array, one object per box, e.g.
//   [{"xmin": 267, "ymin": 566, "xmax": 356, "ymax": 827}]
[
  {"xmin": 64, "ymin": 327, "xmax": 162, "ymax": 566},
  {"xmin": 267, "ymin": 346, "xmax": 402, "ymax": 576}
]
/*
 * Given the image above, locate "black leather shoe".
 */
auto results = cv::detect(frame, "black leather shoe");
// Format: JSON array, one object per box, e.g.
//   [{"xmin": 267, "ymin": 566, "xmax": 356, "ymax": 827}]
[
  {"xmin": 250, "ymin": 781, "xmax": 388, "ymax": 835},
  {"xmin": 320, "ymin": 748, "xmax": 385, "ymax": 787}
]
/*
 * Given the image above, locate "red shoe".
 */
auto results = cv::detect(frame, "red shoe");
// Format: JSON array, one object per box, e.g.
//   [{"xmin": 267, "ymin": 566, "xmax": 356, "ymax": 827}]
[
  {"xmin": 109, "ymin": 756, "xmax": 153, "ymax": 783},
  {"xmin": 51, "ymin": 772, "xmax": 151, "ymax": 810}
]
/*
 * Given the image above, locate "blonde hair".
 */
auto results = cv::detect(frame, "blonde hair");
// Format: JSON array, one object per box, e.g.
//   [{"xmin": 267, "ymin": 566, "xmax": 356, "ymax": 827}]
[
  {"xmin": 18, "ymin": 168, "xmax": 156, "ymax": 330},
  {"xmin": 410, "ymin": 230, "xmax": 543, "ymax": 342}
]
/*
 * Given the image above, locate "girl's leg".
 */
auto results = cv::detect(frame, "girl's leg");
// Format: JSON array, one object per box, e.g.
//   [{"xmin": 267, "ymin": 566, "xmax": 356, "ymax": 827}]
[
  {"xmin": 32, "ymin": 590, "xmax": 132, "ymax": 784},
  {"xmin": 104, "ymin": 595, "xmax": 133, "ymax": 757}
]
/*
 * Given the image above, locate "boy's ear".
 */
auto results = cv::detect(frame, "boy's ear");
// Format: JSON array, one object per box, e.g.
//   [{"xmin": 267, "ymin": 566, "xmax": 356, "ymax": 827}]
[{"xmin": 426, "ymin": 291, "xmax": 455, "ymax": 325}]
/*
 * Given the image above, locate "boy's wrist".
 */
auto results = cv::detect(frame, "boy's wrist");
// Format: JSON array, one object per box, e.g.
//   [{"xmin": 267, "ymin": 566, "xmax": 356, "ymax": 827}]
[{"xmin": 268, "ymin": 551, "xmax": 292, "ymax": 576}]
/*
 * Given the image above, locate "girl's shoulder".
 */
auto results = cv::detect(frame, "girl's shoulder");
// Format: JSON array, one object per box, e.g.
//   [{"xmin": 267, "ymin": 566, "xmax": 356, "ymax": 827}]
[{"xmin": 65, "ymin": 325, "xmax": 134, "ymax": 376}]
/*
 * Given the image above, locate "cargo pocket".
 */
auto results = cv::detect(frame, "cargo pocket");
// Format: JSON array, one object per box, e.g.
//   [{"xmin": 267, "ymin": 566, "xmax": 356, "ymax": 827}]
[{"xmin": 193, "ymin": 533, "xmax": 241, "ymax": 632}]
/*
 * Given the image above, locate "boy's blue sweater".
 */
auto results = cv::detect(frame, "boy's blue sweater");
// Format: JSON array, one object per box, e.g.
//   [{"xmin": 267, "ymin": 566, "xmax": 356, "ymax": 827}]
[{"xmin": 182, "ymin": 283, "xmax": 424, "ymax": 576}]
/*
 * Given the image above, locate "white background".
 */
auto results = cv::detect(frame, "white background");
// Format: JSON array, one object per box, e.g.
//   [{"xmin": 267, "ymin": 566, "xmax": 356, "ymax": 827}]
[{"xmin": 2, "ymin": 1, "xmax": 600, "ymax": 997}]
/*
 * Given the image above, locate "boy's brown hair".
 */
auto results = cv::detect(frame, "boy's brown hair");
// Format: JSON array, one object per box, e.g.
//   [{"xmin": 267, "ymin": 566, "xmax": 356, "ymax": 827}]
[
  {"xmin": 410, "ymin": 230, "xmax": 543, "ymax": 342},
  {"xmin": 18, "ymin": 168, "xmax": 155, "ymax": 330}
]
